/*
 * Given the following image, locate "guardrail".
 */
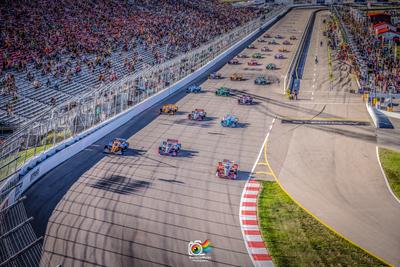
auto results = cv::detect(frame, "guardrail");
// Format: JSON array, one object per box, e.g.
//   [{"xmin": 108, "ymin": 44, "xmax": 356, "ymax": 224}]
[
  {"xmin": 0, "ymin": 6, "xmax": 291, "ymax": 207},
  {"xmin": 285, "ymin": 8, "xmax": 325, "ymax": 95}
]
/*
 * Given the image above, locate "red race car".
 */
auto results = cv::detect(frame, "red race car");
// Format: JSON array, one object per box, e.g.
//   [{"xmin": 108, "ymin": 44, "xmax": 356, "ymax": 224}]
[
  {"xmin": 216, "ymin": 159, "xmax": 238, "ymax": 179},
  {"xmin": 247, "ymin": 59, "xmax": 258, "ymax": 66}
]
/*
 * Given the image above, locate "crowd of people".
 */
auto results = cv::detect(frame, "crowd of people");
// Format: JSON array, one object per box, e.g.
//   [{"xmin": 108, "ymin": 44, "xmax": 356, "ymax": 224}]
[
  {"xmin": 336, "ymin": 7, "xmax": 400, "ymax": 93},
  {"xmin": 0, "ymin": 0, "xmax": 262, "ymax": 101}
]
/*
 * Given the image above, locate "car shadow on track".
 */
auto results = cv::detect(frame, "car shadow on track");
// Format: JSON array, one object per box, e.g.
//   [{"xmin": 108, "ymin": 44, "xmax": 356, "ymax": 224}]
[
  {"xmin": 90, "ymin": 175, "xmax": 151, "ymax": 195},
  {"xmin": 173, "ymin": 116, "xmax": 218, "ymax": 128},
  {"xmin": 104, "ymin": 148, "xmax": 147, "ymax": 157}
]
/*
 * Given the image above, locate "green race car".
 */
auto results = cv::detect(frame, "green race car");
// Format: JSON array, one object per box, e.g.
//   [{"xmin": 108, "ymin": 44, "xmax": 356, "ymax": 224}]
[
  {"xmin": 255, "ymin": 76, "xmax": 272, "ymax": 85},
  {"xmin": 266, "ymin": 63, "xmax": 277, "ymax": 70},
  {"xmin": 215, "ymin": 87, "xmax": 231, "ymax": 96},
  {"xmin": 252, "ymin": 53, "xmax": 262, "ymax": 59}
]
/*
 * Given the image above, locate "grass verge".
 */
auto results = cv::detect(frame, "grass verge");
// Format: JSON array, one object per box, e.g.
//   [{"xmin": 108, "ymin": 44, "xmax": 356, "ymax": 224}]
[
  {"xmin": 258, "ymin": 181, "xmax": 388, "ymax": 267},
  {"xmin": 378, "ymin": 147, "xmax": 400, "ymax": 200}
]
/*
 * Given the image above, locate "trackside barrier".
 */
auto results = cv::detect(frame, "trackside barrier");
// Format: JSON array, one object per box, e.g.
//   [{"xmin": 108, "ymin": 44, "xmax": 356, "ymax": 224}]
[
  {"xmin": 1, "ymin": 7, "xmax": 291, "ymax": 206},
  {"xmin": 366, "ymin": 103, "xmax": 394, "ymax": 129}
]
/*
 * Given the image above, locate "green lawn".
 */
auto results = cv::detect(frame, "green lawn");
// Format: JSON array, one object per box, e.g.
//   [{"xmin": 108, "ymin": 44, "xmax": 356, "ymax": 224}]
[
  {"xmin": 258, "ymin": 181, "xmax": 388, "ymax": 267},
  {"xmin": 379, "ymin": 147, "xmax": 400, "ymax": 200}
]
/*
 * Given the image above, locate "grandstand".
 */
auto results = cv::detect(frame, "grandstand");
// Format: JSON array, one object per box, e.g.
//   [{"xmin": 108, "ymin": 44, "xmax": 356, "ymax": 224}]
[{"xmin": 0, "ymin": 0, "xmax": 266, "ymax": 135}]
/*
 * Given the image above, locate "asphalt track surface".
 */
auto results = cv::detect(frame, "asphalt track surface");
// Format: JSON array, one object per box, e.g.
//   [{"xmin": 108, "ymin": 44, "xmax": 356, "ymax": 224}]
[
  {"xmin": 24, "ymin": 9, "xmax": 314, "ymax": 267},
  {"xmin": 267, "ymin": 11, "xmax": 400, "ymax": 266}
]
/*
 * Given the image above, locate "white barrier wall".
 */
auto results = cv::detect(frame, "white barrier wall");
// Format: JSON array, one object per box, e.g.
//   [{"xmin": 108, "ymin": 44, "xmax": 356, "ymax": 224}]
[{"xmin": 10, "ymin": 8, "xmax": 288, "ymax": 203}]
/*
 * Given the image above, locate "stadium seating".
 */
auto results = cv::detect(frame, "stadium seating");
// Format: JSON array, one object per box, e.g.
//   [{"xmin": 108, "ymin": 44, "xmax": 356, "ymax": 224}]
[{"xmin": 0, "ymin": 0, "xmax": 268, "ymax": 128}]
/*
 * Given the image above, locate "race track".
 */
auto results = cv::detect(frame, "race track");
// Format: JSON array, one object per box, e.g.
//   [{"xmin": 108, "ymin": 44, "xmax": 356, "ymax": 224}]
[{"xmin": 24, "ymin": 9, "xmax": 315, "ymax": 267}]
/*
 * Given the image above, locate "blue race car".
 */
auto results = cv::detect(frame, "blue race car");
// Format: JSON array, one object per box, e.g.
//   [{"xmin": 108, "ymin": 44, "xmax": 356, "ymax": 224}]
[
  {"xmin": 104, "ymin": 138, "xmax": 129, "ymax": 154},
  {"xmin": 221, "ymin": 114, "xmax": 238, "ymax": 128},
  {"xmin": 159, "ymin": 139, "xmax": 181, "ymax": 156},
  {"xmin": 186, "ymin": 85, "xmax": 201, "ymax": 93},
  {"xmin": 274, "ymin": 53, "xmax": 285, "ymax": 59}
]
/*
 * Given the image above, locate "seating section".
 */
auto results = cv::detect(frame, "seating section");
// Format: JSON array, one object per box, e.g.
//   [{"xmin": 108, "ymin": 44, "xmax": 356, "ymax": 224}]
[{"xmin": 0, "ymin": 0, "xmax": 266, "ymax": 128}]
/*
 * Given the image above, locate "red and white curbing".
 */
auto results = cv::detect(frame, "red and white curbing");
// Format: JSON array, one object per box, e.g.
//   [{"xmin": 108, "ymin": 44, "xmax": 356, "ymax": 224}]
[{"xmin": 240, "ymin": 180, "xmax": 274, "ymax": 267}]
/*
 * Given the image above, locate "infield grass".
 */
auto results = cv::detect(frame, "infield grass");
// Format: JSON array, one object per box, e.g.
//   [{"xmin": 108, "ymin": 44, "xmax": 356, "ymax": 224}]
[
  {"xmin": 258, "ymin": 181, "xmax": 388, "ymax": 267},
  {"xmin": 379, "ymin": 147, "xmax": 400, "ymax": 200}
]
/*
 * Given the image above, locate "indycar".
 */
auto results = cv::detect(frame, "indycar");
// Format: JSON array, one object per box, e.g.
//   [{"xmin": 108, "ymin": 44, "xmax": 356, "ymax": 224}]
[
  {"xmin": 188, "ymin": 109, "xmax": 207, "ymax": 121},
  {"xmin": 275, "ymin": 34, "xmax": 284, "ymax": 39},
  {"xmin": 252, "ymin": 53, "xmax": 262, "ymax": 59},
  {"xmin": 247, "ymin": 44, "xmax": 256, "ymax": 49},
  {"xmin": 237, "ymin": 54, "xmax": 248, "ymax": 58},
  {"xmin": 104, "ymin": 138, "xmax": 129, "ymax": 155},
  {"xmin": 247, "ymin": 59, "xmax": 259, "ymax": 66},
  {"xmin": 216, "ymin": 159, "xmax": 238, "ymax": 179},
  {"xmin": 290, "ymin": 35, "xmax": 297, "ymax": 40},
  {"xmin": 261, "ymin": 46, "xmax": 271, "ymax": 52},
  {"xmin": 221, "ymin": 114, "xmax": 238, "ymax": 127},
  {"xmin": 215, "ymin": 87, "xmax": 231, "ymax": 96},
  {"xmin": 160, "ymin": 104, "xmax": 178, "ymax": 115},
  {"xmin": 266, "ymin": 63, "xmax": 277, "ymax": 70},
  {"xmin": 230, "ymin": 73, "xmax": 244, "ymax": 81},
  {"xmin": 186, "ymin": 85, "xmax": 201, "ymax": 93},
  {"xmin": 274, "ymin": 53, "xmax": 285, "ymax": 59},
  {"xmin": 238, "ymin": 94, "xmax": 254, "ymax": 105},
  {"xmin": 209, "ymin": 72, "xmax": 222, "ymax": 79},
  {"xmin": 279, "ymin": 48, "xmax": 289, "ymax": 53},
  {"xmin": 228, "ymin": 58, "xmax": 240, "ymax": 65},
  {"xmin": 258, "ymin": 39, "xmax": 267, "ymax": 43},
  {"xmin": 264, "ymin": 33, "xmax": 271, "ymax": 38},
  {"xmin": 255, "ymin": 76, "xmax": 272, "ymax": 85},
  {"xmin": 283, "ymin": 40, "xmax": 291, "ymax": 45},
  {"xmin": 159, "ymin": 139, "xmax": 181, "ymax": 156},
  {"xmin": 268, "ymin": 40, "xmax": 279, "ymax": 45}
]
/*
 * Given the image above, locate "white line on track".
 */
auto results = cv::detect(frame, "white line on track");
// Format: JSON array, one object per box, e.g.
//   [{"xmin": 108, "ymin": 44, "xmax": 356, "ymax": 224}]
[
  {"xmin": 239, "ymin": 118, "xmax": 276, "ymax": 267},
  {"xmin": 376, "ymin": 146, "xmax": 400, "ymax": 205}
]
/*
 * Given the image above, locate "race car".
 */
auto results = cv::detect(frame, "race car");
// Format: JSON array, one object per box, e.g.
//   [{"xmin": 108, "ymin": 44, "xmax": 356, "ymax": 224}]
[
  {"xmin": 216, "ymin": 159, "xmax": 238, "ymax": 179},
  {"xmin": 268, "ymin": 40, "xmax": 279, "ymax": 45},
  {"xmin": 264, "ymin": 33, "xmax": 271, "ymax": 38},
  {"xmin": 258, "ymin": 39, "xmax": 267, "ymax": 43},
  {"xmin": 283, "ymin": 40, "xmax": 291, "ymax": 45},
  {"xmin": 230, "ymin": 73, "xmax": 244, "ymax": 81},
  {"xmin": 209, "ymin": 72, "xmax": 222, "ymax": 79},
  {"xmin": 279, "ymin": 48, "xmax": 289, "ymax": 53},
  {"xmin": 247, "ymin": 44, "xmax": 256, "ymax": 49},
  {"xmin": 221, "ymin": 114, "xmax": 238, "ymax": 127},
  {"xmin": 238, "ymin": 95, "xmax": 254, "ymax": 105},
  {"xmin": 247, "ymin": 59, "xmax": 258, "ymax": 66},
  {"xmin": 104, "ymin": 138, "xmax": 129, "ymax": 155},
  {"xmin": 186, "ymin": 85, "xmax": 201, "ymax": 93},
  {"xmin": 215, "ymin": 87, "xmax": 231, "ymax": 96},
  {"xmin": 274, "ymin": 53, "xmax": 285, "ymax": 59},
  {"xmin": 261, "ymin": 46, "xmax": 271, "ymax": 52},
  {"xmin": 188, "ymin": 109, "xmax": 207, "ymax": 121},
  {"xmin": 255, "ymin": 76, "xmax": 272, "ymax": 85},
  {"xmin": 228, "ymin": 58, "xmax": 240, "ymax": 65},
  {"xmin": 159, "ymin": 139, "xmax": 181, "ymax": 156},
  {"xmin": 290, "ymin": 35, "xmax": 297, "ymax": 40},
  {"xmin": 275, "ymin": 34, "xmax": 284, "ymax": 39},
  {"xmin": 252, "ymin": 53, "xmax": 262, "ymax": 59},
  {"xmin": 160, "ymin": 104, "xmax": 178, "ymax": 115},
  {"xmin": 266, "ymin": 63, "xmax": 277, "ymax": 70}
]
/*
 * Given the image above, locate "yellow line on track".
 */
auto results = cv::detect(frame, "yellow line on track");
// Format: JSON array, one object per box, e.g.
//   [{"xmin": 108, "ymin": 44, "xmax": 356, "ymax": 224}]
[{"xmin": 258, "ymin": 135, "xmax": 394, "ymax": 267}]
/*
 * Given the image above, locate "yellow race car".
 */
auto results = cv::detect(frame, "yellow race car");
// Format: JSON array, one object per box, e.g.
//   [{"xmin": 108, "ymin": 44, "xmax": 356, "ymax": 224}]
[
  {"xmin": 160, "ymin": 104, "xmax": 178, "ymax": 115},
  {"xmin": 230, "ymin": 73, "xmax": 244, "ymax": 81}
]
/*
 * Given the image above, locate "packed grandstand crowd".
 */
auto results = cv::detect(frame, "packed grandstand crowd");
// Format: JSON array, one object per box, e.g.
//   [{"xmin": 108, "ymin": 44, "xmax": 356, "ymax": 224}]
[
  {"xmin": 336, "ymin": 7, "xmax": 400, "ymax": 93},
  {"xmin": 0, "ymin": 0, "xmax": 262, "ymax": 105}
]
